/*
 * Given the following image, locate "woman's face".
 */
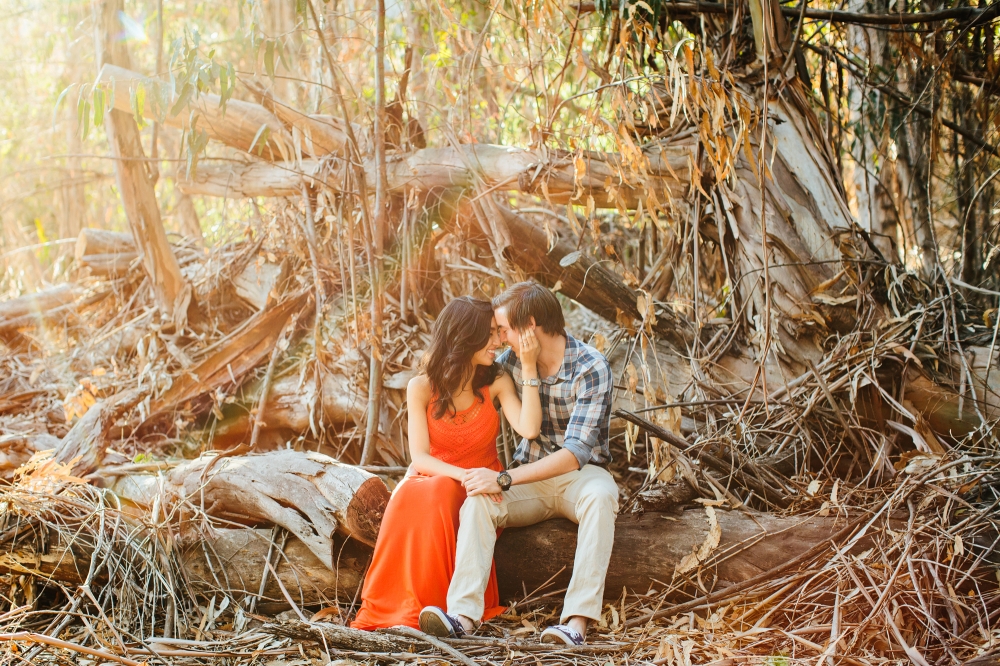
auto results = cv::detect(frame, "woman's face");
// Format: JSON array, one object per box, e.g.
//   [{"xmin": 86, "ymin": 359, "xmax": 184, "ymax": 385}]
[{"xmin": 471, "ymin": 317, "xmax": 501, "ymax": 366}]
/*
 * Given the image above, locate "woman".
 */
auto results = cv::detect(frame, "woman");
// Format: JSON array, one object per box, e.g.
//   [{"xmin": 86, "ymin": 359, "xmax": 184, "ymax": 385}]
[{"xmin": 351, "ymin": 296, "xmax": 541, "ymax": 630}]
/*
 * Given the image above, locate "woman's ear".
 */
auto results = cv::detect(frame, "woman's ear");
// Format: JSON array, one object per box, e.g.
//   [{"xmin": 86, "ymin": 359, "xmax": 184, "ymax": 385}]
[{"xmin": 528, "ymin": 316, "xmax": 537, "ymax": 332}]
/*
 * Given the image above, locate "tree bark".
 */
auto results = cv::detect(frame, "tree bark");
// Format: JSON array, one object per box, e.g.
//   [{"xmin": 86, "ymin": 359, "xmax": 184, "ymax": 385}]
[
  {"xmin": 113, "ymin": 449, "xmax": 390, "ymax": 552},
  {"xmin": 51, "ymin": 387, "xmax": 146, "ymax": 477},
  {"xmin": 96, "ymin": 1, "xmax": 192, "ymax": 329}
]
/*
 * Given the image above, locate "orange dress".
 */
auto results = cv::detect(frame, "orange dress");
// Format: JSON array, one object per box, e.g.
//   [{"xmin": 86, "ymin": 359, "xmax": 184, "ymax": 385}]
[{"xmin": 351, "ymin": 386, "xmax": 506, "ymax": 629}]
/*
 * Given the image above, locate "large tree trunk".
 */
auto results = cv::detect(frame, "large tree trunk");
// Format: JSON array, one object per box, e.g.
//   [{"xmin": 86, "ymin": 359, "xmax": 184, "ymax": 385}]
[{"xmin": 96, "ymin": 1, "xmax": 192, "ymax": 330}]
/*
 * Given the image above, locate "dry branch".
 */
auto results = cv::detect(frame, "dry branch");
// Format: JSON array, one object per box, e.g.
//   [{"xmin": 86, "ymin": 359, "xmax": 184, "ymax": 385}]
[
  {"xmin": 575, "ymin": 0, "xmax": 996, "ymax": 25},
  {"xmin": 178, "ymin": 142, "xmax": 693, "ymax": 207},
  {"xmin": 0, "ymin": 284, "xmax": 82, "ymax": 336},
  {"xmin": 146, "ymin": 293, "xmax": 310, "ymax": 421},
  {"xmin": 98, "ymin": 64, "xmax": 294, "ymax": 160},
  {"xmin": 97, "ymin": 3, "xmax": 191, "ymax": 328},
  {"xmin": 52, "ymin": 387, "xmax": 145, "ymax": 477}
]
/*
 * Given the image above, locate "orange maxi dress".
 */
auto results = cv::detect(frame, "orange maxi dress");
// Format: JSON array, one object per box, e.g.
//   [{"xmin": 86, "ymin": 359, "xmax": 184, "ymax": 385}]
[{"xmin": 351, "ymin": 387, "xmax": 506, "ymax": 629}]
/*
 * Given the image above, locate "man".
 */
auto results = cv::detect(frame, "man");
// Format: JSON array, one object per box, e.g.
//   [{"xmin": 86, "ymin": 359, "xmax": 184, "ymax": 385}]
[{"xmin": 419, "ymin": 281, "xmax": 618, "ymax": 646}]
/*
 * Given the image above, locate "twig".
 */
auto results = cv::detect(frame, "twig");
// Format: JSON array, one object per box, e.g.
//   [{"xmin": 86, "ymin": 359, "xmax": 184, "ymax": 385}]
[
  {"xmin": 383, "ymin": 626, "xmax": 478, "ymax": 666},
  {"xmin": 0, "ymin": 632, "xmax": 144, "ymax": 666},
  {"xmin": 249, "ymin": 321, "xmax": 291, "ymax": 450}
]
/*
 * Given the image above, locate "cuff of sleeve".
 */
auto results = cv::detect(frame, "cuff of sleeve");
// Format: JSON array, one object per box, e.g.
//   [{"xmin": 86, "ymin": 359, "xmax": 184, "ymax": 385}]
[{"xmin": 562, "ymin": 439, "xmax": 593, "ymax": 470}]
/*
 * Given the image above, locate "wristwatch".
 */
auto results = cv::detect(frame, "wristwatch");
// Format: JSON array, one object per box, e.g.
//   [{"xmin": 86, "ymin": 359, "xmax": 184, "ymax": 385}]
[
  {"xmin": 497, "ymin": 471, "xmax": 513, "ymax": 491},
  {"xmin": 519, "ymin": 378, "xmax": 541, "ymax": 387}
]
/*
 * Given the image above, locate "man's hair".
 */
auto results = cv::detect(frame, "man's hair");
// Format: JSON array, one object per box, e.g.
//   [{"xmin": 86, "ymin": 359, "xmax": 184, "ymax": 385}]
[{"xmin": 492, "ymin": 281, "xmax": 566, "ymax": 336}]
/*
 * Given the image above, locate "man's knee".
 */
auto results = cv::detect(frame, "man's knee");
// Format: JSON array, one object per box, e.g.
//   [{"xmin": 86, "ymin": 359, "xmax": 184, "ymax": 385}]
[
  {"xmin": 460, "ymin": 493, "xmax": 501, "ymax": 523},
  {"xmin": 576, "ymin": 482, "xmax": 620, "ymax": 515}
]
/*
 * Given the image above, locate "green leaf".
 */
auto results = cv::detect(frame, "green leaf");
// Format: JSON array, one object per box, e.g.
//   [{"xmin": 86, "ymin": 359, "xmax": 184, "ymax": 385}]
[
  {"xmin": 249, "ymin": 123, "xmax": 271, "ymax": 156},
  {"xmin": 130, "ymin": 82, "xmax": 146, "ymax": 128},
  {"xmin": 264, "ymin": 39, "xmax": 275, "ymax": 81},
  {"xmin": 53, "ymin": 84, "xmax": 74, "ymax": 130},
  {"xmin": 170, "ymin": 82, "xmax": 194, "ymax": 117},
  {"xmin": 93, "ymin": 87, "xmax": 105, "ymax": 128},
  {"xmin": 77, "ymin": 95, "xmax": 90, "ymax": 139}
]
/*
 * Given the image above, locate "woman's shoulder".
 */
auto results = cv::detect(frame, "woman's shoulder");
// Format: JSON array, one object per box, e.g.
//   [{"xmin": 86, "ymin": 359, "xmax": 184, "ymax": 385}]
[
  {"xmin": 407, "ymin": 374, "xmax": 432, "ymax": 399},
  {"xmin": 488, "ymin": 367, "xmax": 514, "ymax": 398}
]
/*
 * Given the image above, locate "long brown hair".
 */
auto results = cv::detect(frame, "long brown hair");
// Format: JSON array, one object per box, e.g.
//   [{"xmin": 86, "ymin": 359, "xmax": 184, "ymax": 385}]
[{"xmin": 422, "ymin": 296, "xmax": 500, "ymax": 419}]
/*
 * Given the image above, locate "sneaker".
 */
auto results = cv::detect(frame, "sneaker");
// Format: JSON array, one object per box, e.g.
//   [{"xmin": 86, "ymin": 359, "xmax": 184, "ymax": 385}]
[
  {"xmin": 418, "ymin": 606, "xmax": 467, "ymax": 639},
  {"xmin": 540, "ymin": 624, "xmax": 585, "ymax": 646}
]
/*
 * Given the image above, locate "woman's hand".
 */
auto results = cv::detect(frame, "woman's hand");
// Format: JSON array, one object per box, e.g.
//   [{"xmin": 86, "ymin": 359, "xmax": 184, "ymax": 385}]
[{"xmin": 518, "ymin": 327, "xmax": 540, "ymax": 369}]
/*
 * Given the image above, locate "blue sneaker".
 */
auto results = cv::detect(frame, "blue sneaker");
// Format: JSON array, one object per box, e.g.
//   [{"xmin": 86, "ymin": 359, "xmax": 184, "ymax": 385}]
[
  {"xmin": 418, "ymin": 606, "xmax": 467, "ymax": 638},
  {"xmin": 540, "ymin": 624, "xmax": 585, "ymax": 645}
]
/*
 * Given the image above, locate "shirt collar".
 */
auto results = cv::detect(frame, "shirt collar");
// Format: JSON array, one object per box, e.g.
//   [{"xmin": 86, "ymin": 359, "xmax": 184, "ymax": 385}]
[{"xmin": 554, "ymin": 335, "xmax": 581, "ymax": 381}]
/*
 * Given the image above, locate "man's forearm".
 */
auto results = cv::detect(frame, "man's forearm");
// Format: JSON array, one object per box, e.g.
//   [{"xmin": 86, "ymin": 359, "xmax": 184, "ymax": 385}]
[{"xmin": 508, "ymin": 448, "xmax": 580, "ymax": 486}]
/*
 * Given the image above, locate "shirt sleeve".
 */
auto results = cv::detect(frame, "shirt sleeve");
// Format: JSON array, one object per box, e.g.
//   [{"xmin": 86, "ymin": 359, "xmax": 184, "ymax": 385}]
[{"xmin": 561, "ymin": 356, "xmax": 613, "ymax": 469}]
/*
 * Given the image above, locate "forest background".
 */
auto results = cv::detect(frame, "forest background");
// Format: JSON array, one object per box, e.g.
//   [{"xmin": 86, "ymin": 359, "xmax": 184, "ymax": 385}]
[{"xmin": 0, "ymin": 0, "xmax": 999, "ymax": 664}]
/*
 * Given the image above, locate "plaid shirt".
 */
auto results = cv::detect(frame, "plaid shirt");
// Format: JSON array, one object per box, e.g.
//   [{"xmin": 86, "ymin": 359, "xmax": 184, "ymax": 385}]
[{"xmin": 497, "ymin": 335, "xmax": 613, "ymax": 469}]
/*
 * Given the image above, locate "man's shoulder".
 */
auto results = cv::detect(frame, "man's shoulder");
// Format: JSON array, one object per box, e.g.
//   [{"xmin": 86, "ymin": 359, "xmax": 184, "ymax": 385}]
[{"xmin": 567, "ymin": 335, "xmax": 611, "ymax": 372}]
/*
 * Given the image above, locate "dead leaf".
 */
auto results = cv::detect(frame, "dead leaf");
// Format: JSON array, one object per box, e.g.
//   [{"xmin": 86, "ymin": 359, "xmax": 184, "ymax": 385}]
[{"xmin": 812, "ymin": 293, "xmax": 857, "ymax": 306}]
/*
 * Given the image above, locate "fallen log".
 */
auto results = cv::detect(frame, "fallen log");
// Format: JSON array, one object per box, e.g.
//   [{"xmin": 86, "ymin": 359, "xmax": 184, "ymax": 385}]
[
  {"xmin": 209, "ymin": 368, "xmax": 366, "ymax": 445},
  {"xmin": 75, "ymin": 229, "xmax": 138, "ymax": 276},
  {"xmin": 0, "ymin": 285, "xmax": 82, "ymax": 334},
  {"xmin": 112, "ymin": 449, "xmax": 390, "ymax": 551},
  {"xmin": 245, "ymin": 80, "xmax": 365, "ymax": 158},
  {"xmin": 177, "ymin": 142, "xmax": 693, "ymax": 208},
  {"xmin": 6, "ymin": 468, "xmax": 848, "ymax": 609},
  {"xmin": 98, "ymin": 64, "xmax": 294, "ymax": 161}
]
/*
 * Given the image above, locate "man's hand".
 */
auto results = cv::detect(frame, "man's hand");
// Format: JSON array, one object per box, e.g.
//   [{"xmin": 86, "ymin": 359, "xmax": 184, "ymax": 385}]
[{"xmin": 463, "ymin": 467, "xmax": 503, "ymax": 500}]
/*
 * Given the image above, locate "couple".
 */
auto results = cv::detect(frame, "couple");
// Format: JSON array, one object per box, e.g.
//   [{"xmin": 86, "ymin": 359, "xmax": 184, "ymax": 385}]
[{"xmin": 351, "ymin": 281, "xmax": 618, "ymax": 645}]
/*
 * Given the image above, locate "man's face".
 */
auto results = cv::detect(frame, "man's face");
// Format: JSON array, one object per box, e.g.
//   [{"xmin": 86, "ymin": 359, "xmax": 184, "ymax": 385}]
[{"xmin": 494, "ymin": 307, "xmax": 518, "ymax": 355}]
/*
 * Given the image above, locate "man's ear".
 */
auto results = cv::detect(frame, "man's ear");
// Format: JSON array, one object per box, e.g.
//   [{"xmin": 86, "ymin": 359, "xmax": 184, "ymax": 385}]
[{"xmin": 528, "ymin": 316, "xmax": 537, "ymax": 332}]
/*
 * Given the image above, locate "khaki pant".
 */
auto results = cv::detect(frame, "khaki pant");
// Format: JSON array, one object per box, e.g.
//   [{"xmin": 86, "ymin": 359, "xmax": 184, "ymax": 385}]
[{"xmin": 447, "ymin": 464, "xmax": 619, "ymax": 624}]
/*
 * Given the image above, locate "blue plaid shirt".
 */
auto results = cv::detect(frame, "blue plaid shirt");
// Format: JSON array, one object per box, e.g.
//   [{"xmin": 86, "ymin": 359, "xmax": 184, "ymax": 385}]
[{"xmin": 497, "ymin": 335, "xmax": 613, "ymax": 469}]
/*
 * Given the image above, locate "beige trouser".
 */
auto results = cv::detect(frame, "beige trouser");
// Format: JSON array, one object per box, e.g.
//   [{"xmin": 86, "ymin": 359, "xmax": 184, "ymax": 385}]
[{"xmin": 447, "ymin": 464, "xmax": 619, "ymax": 624}]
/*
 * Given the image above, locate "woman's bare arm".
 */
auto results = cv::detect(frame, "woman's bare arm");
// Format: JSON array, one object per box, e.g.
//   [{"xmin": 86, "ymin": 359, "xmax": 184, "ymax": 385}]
[
  {"xmin": 493, "ymin": 328, "xmax": 541, "ymax": 439},
  {"xmin": 493, "ymin": 373, "xmax": 541, "ymax": 440},
  {"xmin": 407, "ymin": 376, "xmax": 467, "ymax": 480}
]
